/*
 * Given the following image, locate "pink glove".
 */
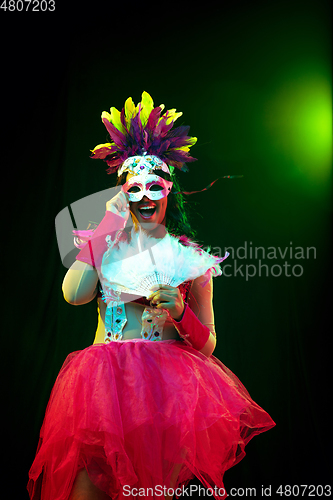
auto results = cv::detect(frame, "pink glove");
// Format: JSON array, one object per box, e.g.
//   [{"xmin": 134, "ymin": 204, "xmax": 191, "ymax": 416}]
[
  {"xmin": 172, "ymin": 302, "xmax": 211, "ymax": 351},
  {"xmin": 74, "ymin": 211, "xmax": 127, "ymax": 268}
]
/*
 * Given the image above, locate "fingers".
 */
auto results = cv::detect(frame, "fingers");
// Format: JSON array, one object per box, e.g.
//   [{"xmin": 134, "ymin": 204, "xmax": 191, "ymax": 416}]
[
  {"xmin": 106, "ymin": 191, "xmax": 130, "ymax": 215},
  {"xmin": 148, "ymin": 289, "xmax": 181, "ymax": 309},
  {"xmin": 110, "ymin": 191, "xmax": 128, "ymax": 206},
  {"xmin": 155, "ymin": 302, "xmax": 173, "ymax": 310},
  {"xmin": 147, "ymin": 285, "xmax": 178, "ymax": 300},
  {"xmin": 146, "ymin": 286, "xmax": 184, "ymax": 320},
  {"xmin": 119, "ymin": 190, "xmax": 130, "ymax": 205},
  {"xmin": 147, "ymin": 289, "xmax": 176, "ymax": 303},
  {"xmin": 149, "ymin": 293, "xmax": 170, "ymax": 306},
  {"xmin": 152, "ymin": 296, "xmax": 185, "ymax": 321},
  {"xmin": 116, "ymin": 191, "xmax": 130, "ymax": 211}
]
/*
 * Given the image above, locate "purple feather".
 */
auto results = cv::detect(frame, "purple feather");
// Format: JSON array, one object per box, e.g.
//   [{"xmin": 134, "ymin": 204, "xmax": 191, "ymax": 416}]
[
  {"xmin": 165, "ymin": 149, "xmax": 197, "ymax": 163},
  {"xmin": 105, "ymin": 157, "xmax": 122, "ymax": 167},
  {"xmin": 130, "ymin": 114, "xmax": 144, "ymax": 150},
  {"xmin": 102, "ymin": 118, "xmax": 127, "ymax": 147},
  {"xmin": 120, "ymin": 107, "xmax": 128, "ymax": 132},
  {"xmin": 155, "ymin": 140, "xmax": 171, "ymax": 155},
  {"xmin": 91, "ymin": 146, "xmax": 114, "ymax": 159},
  {"xmin": 143, "ymin": 130, "xmax": 150, "ymax": 151},
  {"xmin": 155, "ymin": 116, "xmax": 174, "ymax": 138},
  {"xmin": 165, "ymin": 125, "xmax": 190, "ymax": 139},
  {"xmin": 169, "ymin": 137, "xmax": 195, "ymax": 150},
  {"xmin": 146, "ymin": 106, "xmax": 163, "ymax": 134}
]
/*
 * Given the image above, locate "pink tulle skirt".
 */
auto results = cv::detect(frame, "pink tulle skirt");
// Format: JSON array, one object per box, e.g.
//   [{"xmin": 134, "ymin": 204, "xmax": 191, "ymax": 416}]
[{"xmin": 27, "ymin": 340, "xmax": 275, "ymax": 500}]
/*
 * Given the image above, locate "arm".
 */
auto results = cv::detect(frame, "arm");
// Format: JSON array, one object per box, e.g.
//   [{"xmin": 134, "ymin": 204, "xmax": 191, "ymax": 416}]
[
  {"xmin": 148, "ymin": 276, "xmax": 217, "ymax": 357},
  {"xmin": 62, "ymin": 261, "xmax": 99, "ymax": 305},
  {"xmin": 62, "ymin": 191, "xmax": 130, "ymax": 305},
  {"xmin": 176, "ymin": 276, "xmax": 217, "ymax": 357},
  {"xmin": 74, "ymin": 190, "xmax": 130, "ymax": 268}
]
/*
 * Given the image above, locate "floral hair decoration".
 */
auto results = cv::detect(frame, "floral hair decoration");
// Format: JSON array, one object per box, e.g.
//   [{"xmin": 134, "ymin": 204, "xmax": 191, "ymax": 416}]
[{"xmin": 90, "ymin": 91, "xmax": 198, "ymax": 175}]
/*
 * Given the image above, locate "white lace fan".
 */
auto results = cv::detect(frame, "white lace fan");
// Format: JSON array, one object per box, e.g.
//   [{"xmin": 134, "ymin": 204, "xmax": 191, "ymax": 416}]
[{"xmin": 101, "ymin": 229, "xmax": 223, "ymax": 297}]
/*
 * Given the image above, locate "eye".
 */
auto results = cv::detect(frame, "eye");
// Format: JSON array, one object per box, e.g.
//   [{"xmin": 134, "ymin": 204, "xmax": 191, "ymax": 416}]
[
  {"xmin": 149, "ymin": 185, "xmax": 163, "ymax": 192},
  {"xmin": 127, "ymin": 186, "xmax": 141, "ymax": 193}
]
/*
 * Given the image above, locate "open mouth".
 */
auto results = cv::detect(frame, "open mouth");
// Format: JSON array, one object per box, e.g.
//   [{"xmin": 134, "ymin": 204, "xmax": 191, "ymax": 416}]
[{"xmin": 138, "ymin": 205, "xmax": 157, "ymax": 219}]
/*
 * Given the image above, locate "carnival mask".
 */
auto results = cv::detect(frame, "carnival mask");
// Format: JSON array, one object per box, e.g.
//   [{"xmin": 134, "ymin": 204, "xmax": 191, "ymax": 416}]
[
  {"xmin": 119, "ymin": 155, "xmax": 173, "ymax": 202},
  {"xmin": 122, "ymin": 174, "xmax": 173, "ymax": 202}
]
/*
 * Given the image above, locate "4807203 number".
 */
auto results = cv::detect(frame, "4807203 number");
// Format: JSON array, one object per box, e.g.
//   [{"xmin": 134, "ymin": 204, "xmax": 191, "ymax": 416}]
[{"xmin": 0, "ymin": 0, "xmax": 55, "ymax": 11}]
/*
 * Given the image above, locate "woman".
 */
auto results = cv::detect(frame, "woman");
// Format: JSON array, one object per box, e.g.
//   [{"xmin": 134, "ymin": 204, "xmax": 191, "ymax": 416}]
[{"xmin": 28, "ymin": 92, "xmax": 275, "ymax": 500}]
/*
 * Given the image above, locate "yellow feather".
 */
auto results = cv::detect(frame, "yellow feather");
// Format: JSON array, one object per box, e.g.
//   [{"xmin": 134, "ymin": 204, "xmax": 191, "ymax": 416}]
[
  {"xmin": 124, "ymin": 97, "xmax": 135, "ymax": 127},
  {"xmin": 141, "ymin": 91, "xmax": 154, "ymax": 108},
  {"xmin": 173, "ymin": 137, "xmax": 197, "ymax": 152},
  {"xmin": 91, "ymin": 143, "xmax": 113, "ymax": 153},
  {"xmin": 101, "ymin": 111, "xmax": 112, "ymax": 122},
  {"xmin": 186, "ymin": 137, "xmax": 197, "ymax": 146},
  {"xmin": 166, "ymin": 110, "xmax": 183, "ymax": 125},
  {"xmin": 174, "ymin": 111, "xmax": 183, "ymax": 122},
  {"xmin": 110, "ymin": 107, "xmax": 126, "ymax": 134},
  {"xmin": 158, "ymin": 108, "xmax": 183, "ymax": 125},
  {"xmin": 140, "ymin": 91, "xmax": 154, "ymax": 127}
]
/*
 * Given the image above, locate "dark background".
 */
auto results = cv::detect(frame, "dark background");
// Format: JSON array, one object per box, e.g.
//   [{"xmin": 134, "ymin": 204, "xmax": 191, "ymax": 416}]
[{"xmin": 1, "ymin": 0, "xmax": 331, "ymax": 498}]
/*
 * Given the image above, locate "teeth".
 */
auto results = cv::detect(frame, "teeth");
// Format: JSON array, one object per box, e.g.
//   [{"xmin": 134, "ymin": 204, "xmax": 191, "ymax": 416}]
[{"xmin": 140, "ymin": 206, "xmax": 155, "ymax": 210}]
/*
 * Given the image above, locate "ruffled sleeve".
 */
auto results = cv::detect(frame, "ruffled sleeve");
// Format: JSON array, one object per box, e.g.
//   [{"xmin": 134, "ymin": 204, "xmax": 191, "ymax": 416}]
[{"xmin": 74, "ymin": 211, "xmax": 127, "ymax": 269}]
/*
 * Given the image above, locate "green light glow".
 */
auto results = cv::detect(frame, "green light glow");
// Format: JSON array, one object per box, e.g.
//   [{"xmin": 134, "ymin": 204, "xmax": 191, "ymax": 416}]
[{"xmin": 265, "ymin": 73, "xmax": 332, "ymax": 182}]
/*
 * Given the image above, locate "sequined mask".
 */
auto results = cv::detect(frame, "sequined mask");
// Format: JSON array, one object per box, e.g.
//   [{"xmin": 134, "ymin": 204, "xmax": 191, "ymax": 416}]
[{"xmin": 119, "ymin": 154, "xmax": 173, "ymax": 202}]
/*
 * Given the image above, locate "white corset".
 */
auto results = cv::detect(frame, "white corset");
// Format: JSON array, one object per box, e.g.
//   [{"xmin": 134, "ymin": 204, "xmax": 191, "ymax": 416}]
[
  {"xmin": 99, "ymin": 228, "xmax": 225, "ymax": 343},
  {"xmin": 100, "ymin": 283, "xmax": 168, "ymax": 343}
]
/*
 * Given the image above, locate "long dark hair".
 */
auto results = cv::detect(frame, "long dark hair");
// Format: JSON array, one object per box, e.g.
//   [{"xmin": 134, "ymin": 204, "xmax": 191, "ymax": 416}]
[{"xmin": 116, "ymin": 170, "xmax": 197, "ymax": 240}]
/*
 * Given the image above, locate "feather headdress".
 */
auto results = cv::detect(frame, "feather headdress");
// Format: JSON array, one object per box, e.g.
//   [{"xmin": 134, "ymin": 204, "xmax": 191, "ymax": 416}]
[{"xmin": 91, "ymin": 91, "xmax": 197, "ymax": 174}]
